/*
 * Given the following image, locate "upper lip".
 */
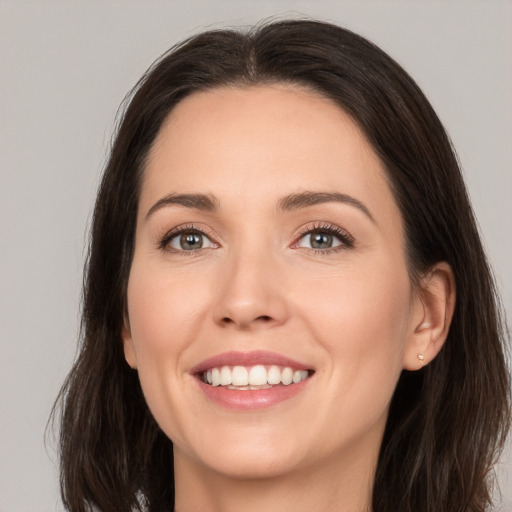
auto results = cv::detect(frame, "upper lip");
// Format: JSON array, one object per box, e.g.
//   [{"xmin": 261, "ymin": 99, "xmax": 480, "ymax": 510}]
[{"xmin": 190, "ymin": 350, "xmax": 313, "ymax": 375}]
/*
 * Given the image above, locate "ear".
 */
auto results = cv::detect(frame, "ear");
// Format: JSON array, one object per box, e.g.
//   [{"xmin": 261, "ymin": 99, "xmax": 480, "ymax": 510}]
[
  {"xmin": 402, "ymin": 262, "xmax": 456, "ymax": 370},
  {"xmin": 121, "ymin": 317, "xmax": 138, "ymax": 369}
]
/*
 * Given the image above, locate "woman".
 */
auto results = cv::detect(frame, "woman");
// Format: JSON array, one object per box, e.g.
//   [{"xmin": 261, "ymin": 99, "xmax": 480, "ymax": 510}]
[{"xmin": 55, "ymin": 19, "xmax": 510, "ymax": 512}]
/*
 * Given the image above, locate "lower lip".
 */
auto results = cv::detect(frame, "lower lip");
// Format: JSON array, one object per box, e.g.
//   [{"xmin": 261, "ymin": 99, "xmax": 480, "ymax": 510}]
[{"xmin": 196, "ymin": 378, "xmax": 311, "ymax": 410}]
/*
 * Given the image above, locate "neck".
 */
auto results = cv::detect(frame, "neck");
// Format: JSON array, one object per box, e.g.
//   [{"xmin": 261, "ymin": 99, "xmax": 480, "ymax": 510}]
[{"xmin": 173, "ymin": 445, "xmax": 375, "ymax": 512}]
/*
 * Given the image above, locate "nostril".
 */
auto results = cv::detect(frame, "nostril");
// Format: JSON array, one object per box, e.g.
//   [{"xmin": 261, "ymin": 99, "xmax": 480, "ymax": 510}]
[{"xmin": 220, "ymin": 315, "xmax": 273, "ymax": 327}]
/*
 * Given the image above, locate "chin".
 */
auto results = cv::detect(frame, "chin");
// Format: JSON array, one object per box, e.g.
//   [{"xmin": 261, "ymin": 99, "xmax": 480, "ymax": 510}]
[
  {"xmin": 199, "ymin": 447, "xmax": 305, "ymax": 481},
  {"xmin": 173, "ymin": 423, "xmax": 312, "ymax": 480}
]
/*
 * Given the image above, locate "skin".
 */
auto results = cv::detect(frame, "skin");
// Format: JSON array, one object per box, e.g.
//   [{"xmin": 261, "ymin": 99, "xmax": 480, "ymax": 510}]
[{"xmin": 122, "ymin": 84, "xmax": 455, "ymax": 512}]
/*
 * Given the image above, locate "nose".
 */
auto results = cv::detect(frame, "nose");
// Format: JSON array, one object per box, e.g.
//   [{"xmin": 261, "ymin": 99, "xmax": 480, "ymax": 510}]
[{"xmin": 212, "ymin": 247, "xmax": 289, "ymax": 330}]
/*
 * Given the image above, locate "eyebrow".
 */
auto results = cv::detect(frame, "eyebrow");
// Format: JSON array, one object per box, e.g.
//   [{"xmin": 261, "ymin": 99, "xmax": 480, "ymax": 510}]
[
  {"xmin": 278, "ymin": 191, "xmax": 375, "ymax": 223},
  {"xmin": 145, "ymin": 193, "xmax": 219, "ymax": 220},
  {"xmin": 145, "ymin": 190, "xmax": 375, "ymax": 223}
]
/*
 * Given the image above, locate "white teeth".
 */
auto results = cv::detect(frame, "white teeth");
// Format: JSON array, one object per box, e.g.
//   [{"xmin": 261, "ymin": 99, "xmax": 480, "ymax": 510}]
[
  {"xmin": 293, "ymin": 370, "xmax": 308, "ymax": 383},
  {"xmin": 267, "ymin": 365, "xmax": 281, "ymax": 385},
  {"xmin": 220, "ymin": 366, "xmax": 232, "ymax": 386},
  {"xmin": 281, "ymin": 367, "xmax": 293, "ymax": 385},
  {"xmin": 248, "ymin": 365, "xmax": 267, "ymax": 386},
  {"xmin": 211, "ymin": 368, "xmax": 221, "ymax": 387},
  {"xmin": 203, "ymin": 364, "xmax": 310, "ymax": 388},
  {"xmin": 232, "ymin": 366, "xmax": 249, "ymax": 386}
]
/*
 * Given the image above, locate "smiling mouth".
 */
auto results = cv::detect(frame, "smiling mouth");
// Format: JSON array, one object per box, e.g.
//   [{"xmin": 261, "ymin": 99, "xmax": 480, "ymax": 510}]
[{"xmin": 200, "ymin": 365, "xmax": 314, "ymax": 390}]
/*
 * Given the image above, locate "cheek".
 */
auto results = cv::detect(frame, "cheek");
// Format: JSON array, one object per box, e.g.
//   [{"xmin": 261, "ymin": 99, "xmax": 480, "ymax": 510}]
[
  {"xmin": 125, "ymin": 263, "xmax": 213, "ymax": 438},
  {"xmin": 310, "ymin": 260, "xmax": 410, "ymax": 342},
  {"xmin": 126, "ymin": 263, "xmax": 210, "ymax": 362},
  {"xmin": 294, "ymin": 263, "xmax": 412, "ymax": 405}
]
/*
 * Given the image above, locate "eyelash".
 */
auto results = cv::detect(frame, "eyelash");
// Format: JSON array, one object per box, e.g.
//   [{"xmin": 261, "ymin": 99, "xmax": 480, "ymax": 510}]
[
  {"xmin": 293, "ymin": 222, "xmax": 355, "ymax": 254},
  {"xmin": 158, "ymin": 222, "xmax": 355, "ymax": 255},
  {"xmin": 158, "ymin": 224, "xmax": 218, "ymax": 255}
]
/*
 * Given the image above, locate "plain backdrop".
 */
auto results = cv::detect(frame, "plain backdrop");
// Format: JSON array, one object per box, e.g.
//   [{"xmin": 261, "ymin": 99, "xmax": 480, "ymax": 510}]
[{"xmin": 0, "ymin": 1, "xmax": 511, "ymax": 511}]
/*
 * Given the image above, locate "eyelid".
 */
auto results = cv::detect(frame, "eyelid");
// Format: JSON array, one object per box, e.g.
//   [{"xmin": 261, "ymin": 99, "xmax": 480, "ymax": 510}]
[
  {"xmin": 158, "ymin": 223, "xmax": 220, "ymax": 252},
  {"xmin": 291, "ymin": 222, "xmax": 355, "ymax": 250}
]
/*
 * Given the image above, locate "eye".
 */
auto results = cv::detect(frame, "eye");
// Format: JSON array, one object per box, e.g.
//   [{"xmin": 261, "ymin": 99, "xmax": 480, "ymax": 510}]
[
  {"xmin": 298, "ymin": 231, "xmax": 342, "ymax": 249},
  {"xmin": 294, "ymin": 223, "xmax": 354, "ymax": 251},
  {"xmin": 161, "ymin": 227, "xmax": 217, "ymax": 252}
]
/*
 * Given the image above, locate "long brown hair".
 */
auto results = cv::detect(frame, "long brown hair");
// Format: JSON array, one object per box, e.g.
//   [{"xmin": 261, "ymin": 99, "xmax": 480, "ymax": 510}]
[{"xmin": 54, "ymin": 19, "xmax": 510, "ymax": 512}]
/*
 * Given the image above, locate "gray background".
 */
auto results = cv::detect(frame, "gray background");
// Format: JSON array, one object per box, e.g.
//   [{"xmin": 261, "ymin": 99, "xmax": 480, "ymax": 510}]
[{"xmin": 0, "ymin": 1, "xmax": 510, "ymax": 511}]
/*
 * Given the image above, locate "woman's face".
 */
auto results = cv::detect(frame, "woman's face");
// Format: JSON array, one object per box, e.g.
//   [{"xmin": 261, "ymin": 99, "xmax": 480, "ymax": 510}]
[{"xmin": 123, "ymin": 85, "xmax": 424, "ymax": 480}]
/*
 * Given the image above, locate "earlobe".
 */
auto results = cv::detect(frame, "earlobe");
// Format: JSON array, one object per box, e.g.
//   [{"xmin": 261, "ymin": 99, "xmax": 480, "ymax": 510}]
[
  {"xmin": 403, "ymin": 262, "xmax": 456, "ymax": 370},
  {"xmin": 121, "ymin": 319, "xmax": 137, "ymax": 369}
]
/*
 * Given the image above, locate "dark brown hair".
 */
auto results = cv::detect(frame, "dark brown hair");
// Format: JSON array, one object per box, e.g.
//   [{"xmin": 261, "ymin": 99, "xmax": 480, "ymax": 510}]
[{"xmin": 54, "ymin": 19, "xmax": 510, "ymax": 512}]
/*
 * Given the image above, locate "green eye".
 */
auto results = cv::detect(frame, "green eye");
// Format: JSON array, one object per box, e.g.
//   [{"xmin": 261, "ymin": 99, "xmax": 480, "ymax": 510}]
[
  {"xmin": 177, "ymin": 233, "xmax": 203, "ymax": 250},
  {"xmin": 310, "ymin": 232, "xmax": 335, "ymax": 249},
  {"xmin": 167, "ymin": 230, "xmax": 215, "ymax": 251},
  {"xmin": 298, "ymin": 230, "xmax": 343, "ymax": 250}
]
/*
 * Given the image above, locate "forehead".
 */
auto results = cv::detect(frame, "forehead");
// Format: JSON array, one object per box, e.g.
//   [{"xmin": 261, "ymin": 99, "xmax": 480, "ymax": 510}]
[
  {"xmin": 149, "ymin": 85, "xmax": 372, "ymax": 174},
  {"xmin": 142, "ymin": 84, "xmax": 399, "ymax": 225}
]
